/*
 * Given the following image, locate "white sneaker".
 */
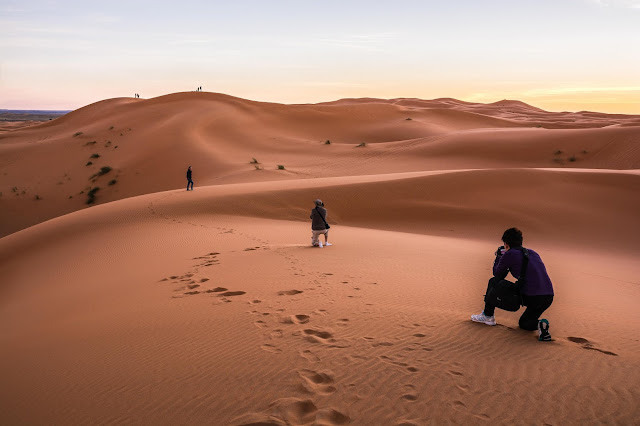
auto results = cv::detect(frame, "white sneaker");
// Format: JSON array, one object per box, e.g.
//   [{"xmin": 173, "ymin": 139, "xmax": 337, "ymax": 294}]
[
  {"xmin": 471, "ymin": 312, "xmax": 496, "ymax": 326},
  {"xmin": 324, "ymin": 242, "xmax": 332, "ymax": 246},
  {"xmin": 318, "ymin": 242, "xmax": 323, "ymax": 248}
]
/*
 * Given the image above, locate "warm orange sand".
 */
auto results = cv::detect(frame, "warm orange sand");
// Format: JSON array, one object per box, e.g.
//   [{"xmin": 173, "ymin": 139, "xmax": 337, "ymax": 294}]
[{"xmin": 1, "ymin": 93, "xmax": 639, "ymax": 424}]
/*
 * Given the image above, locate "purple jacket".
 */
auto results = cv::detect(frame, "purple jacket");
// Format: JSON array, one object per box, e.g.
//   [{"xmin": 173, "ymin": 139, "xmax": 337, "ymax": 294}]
[{"xmin": 493, "ymin": 247, "xmax": 554, "ymax": 296}]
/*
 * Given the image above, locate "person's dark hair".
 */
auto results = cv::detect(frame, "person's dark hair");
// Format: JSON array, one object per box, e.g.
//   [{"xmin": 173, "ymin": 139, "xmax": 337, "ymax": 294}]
[{"xmin": 502, "ymin": 227, "xmax": 523, "ymax": 247}]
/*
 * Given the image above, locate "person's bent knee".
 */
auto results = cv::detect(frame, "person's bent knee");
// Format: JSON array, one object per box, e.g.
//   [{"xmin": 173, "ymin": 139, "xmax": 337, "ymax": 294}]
[{"xmin": 519, "ymin": 317, "xmax": 538, "ymax": 331}]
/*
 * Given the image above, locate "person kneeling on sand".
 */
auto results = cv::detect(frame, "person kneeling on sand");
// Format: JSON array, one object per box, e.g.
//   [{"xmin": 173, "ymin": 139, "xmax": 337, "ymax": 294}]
[
  {"xmin": 310, "ymin": 199, "xmax": 331, "ymax": 248},
  {"xmin": 471, "ymin": 227, "xmax": 554, "ymax": 341}
]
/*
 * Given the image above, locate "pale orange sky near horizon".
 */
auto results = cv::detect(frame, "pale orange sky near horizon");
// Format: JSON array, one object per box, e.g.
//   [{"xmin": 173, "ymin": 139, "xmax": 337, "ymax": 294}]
[{"xmin": 1, "ymin": 0, "xmax": 639, "ymax": 114}]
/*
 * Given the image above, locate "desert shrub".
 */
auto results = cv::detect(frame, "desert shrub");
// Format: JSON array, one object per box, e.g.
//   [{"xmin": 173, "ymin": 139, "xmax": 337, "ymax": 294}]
[
  {"xmin": 86, "ymin": 161, "xmax": 93, "ymax": 166},
  {"xmin": 554, "ymin": 150, "xmax": 563, "ymax": 155},
  {"xmin": 89, "ymin": 166, "xmax": 112, "ymax": 180},
  {"xmin": 84, "ymin": 141, "xmax": 96, "ymax": 146},
  {"xmin": 250, "ymin": 158, "xmax": 259, "ymax": 164},
  {"xmin": 325, "ymin": 140, "xmax": 331, "ymax": 145},
  {"xmin": 108, "ymin": 179, "xmax": 117, "ymax": 186},
  {"xmin": 86, "ymin": 187, "xmax": 100, "ymax": 204},
  {"xmin": 68, "ymin": 195, "xmax": 73, "ymax": 199},
  {"xmin": 405, "ymin": 118, "xmax": 412, "ymax": 121},
  {"xmin": 90, "ymin": 153, "xmax": 100, "ymax": 158},
  {"xmin": 254, "ymin": 165, "xmax": 263, "ymax": 170},
  {"xmin": 114, "ymin": 146, "xmax": 118, "ymax": 149},
  {"xmin": 35, "ymin": 195, "xmax": 41, "ymax": 200},
  {"xmin": 109, "ymin": 126, "xmax": 114, "ymax": 130},
  {"xmin": 356, "ymin": 142, "xmax": 366, "ymax": 147},
  {"xmin": 277, "ymin": 165, "xmax": 285, "ymax": 170},
  {"xmin": 582, "ymin": 149, "xmax": 588, "ymax": 154},
  {"xmin": 73, "ymin": 132, "xmax": 83, "ymax": 137},
  {"xmin": 12, "ymin": 186, "xmax": 17, "ymax": 192},
  {"xmin": 569, "ymin": 156, "xmax": 577, "ymax": 162}
]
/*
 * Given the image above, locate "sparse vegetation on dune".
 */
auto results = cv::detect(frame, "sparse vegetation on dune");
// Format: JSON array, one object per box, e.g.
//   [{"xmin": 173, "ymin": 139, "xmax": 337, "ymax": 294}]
[
  {"xmin": 89, "ymin": 166, "xmax": 113, "ymax": 180},
  {"xmin": 277, "ymin": 165, "xmax": 286, "ymax": 170},
  {"xmin": 90, "ymin": 153, "xmax": 100, "ymax": 159},
  {"xmin": 356, "ymin": 142, "xmax": 367, "ymax": 148},
  {"xmin": 325, "ymin": 140, "xmax": 331, "ymax": 145},
  {"xmin": 250, "ymin": 158, "xmax": 259, "ymax": 164},
  {"xmin": 108, "ymin": 179, "xmax": 117, "ymax": 186},
  {"xmin": 86, "ymin": 187, "xmax": 99, "ymax": 204},
  {"xmin": 73, "ymin": 132, "xmax": 83, "ymax": 137}
]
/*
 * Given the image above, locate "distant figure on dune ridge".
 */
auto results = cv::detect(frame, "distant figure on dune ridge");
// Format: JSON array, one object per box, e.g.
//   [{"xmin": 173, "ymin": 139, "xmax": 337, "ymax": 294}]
[
  {"xmin": 471, "ymin": 228, "xmax": 554, "ymax": 341},
  {"xmin": 310, "ymin": 199, "xmax": 331, "ymax": 248},
  {"xmin": 186, "ymin": 166, "xmax": 194, "ymax": 191}
]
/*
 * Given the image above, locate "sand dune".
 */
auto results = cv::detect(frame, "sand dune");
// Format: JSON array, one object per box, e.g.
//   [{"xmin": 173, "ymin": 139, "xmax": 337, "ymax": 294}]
[
  {"xmin": 1, "ymin": 92, "xmax": 639, "ymax": 236},
  {"xmin": 1, "ymin": 93, "xmax": 639, "ymax": 424}
]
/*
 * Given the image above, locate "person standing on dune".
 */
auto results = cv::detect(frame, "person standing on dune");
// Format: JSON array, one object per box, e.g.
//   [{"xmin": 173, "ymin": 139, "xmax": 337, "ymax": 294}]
[
  {"xmin": 186, "ymin": 166, "xmax": 194, "ymax": 191},
  {"xmin": 471, "ymin": 227, "xmax": 554, "ymax": 341},
  {"xmin": 310, "ymin": 199, "xmax": 331, "ymax": 248}
]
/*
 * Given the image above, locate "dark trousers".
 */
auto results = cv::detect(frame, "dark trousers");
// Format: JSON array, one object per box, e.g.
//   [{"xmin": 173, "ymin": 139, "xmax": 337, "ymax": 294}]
[
  {"xmin": 187, "ymin": 179, "xmax": 193, "ymax": 190},
  {"xmin": 484, "ymin": 277, "xmax": 553, "ymax": 330}
]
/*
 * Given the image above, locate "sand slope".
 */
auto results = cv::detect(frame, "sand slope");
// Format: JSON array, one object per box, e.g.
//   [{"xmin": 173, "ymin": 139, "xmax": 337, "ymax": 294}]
[
  {"xmin": 1, "ymin": 93, "xmax": 639, "ymax": 424},
  {"xmin": 1, "ymin": 93, "xmax": 639, "ymax": 236},
  {"xmin": 1, "ymin": 190, "xmax": 638, "ymax": 424}
]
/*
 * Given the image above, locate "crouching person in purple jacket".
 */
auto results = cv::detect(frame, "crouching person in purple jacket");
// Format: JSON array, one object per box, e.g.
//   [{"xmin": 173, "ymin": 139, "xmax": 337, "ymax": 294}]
[{"xmin": 471, "ymin": 228, "xmax": 554, "ymax": 341}]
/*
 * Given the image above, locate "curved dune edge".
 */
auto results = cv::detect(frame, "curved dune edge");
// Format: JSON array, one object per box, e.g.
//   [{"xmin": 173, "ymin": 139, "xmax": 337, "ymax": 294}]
[
  {"xmin": 0, "ymin": 198, "xmax": 638, "ymax": 424},
  {"xmin": 1, "ymin": 92, "xmax": 639, "ymax": 237}
]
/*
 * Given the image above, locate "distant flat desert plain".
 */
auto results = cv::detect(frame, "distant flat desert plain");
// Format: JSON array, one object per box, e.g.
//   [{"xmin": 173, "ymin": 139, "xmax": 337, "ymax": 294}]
[{"xmin": 1, "ymin": 93, "xmax": 639, "ymax": 424}]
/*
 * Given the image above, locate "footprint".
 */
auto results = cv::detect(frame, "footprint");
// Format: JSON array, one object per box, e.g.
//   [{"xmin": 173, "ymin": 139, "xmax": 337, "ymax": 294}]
[
  {"xmin": 303, "ymin": 328, "xmax": 334, "ymax": 344},
  {"xmin": 278, "ymin": 290, "xmax": 303, "ymax": 296},
  {"xmin": 254, "ymin": 320, "xmax": 268, "ymax": 329},
  {"xmin": 291, "ymin": 315, "xmax": 310, "ymax": 324},
  {"xmin": 298, "ymin": 369, "xmax": 336, "ymax": 394},
  {"xmin": 402, "ymin": 394, "xmax": 418, "ymax": 401},
  {"xmin": 413, "ymin": 333, "xmax": 426, "ymax": 338},
  {"xmin": 199, "ymin": 278, "xmax": 209, "ymax": 283},
  {"xmin": 372, "ymin": 342, "xmax": 394, "ymax": 347},
  {"xmin": 184, "ymin": 291, "xmax": 200, "ymax": 295},
  {"xmin": 316, "ymin": 408, "xmax": 350, "ymax": 425},
  {"xmin": 219, "ymin": 291, "xmax": 246, "ymax": 297},
  {"xmin": 448, "ymin": 370, "xmax": 464, "ymax": 376},
  {"xmin": 300, "ymin": 350, "xmax": 320, "ymax": 362},
  {"xmin": 260, "ymin": 344, "xmax": 282, "ymax": 354},
  {"xmin": 187, "ymin": 284, "xmax": 200, "ymax": 289},
  {"xmin": 567, "ymin": 337, "xmax": 618, "ymax": 356},
  {"xmin": 206, "ymin": 287, "xmax": 228, "ymax": 293}
]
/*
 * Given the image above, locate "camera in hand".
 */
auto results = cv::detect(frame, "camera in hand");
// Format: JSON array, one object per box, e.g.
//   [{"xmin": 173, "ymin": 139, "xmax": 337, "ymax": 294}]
[{"xmin": 495, "ymin": 245, "xmax": 506, "ymax": 256}]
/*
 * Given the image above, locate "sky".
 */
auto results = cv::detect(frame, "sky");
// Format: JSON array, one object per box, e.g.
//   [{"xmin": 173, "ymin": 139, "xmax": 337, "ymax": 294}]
[{"xmin": 1, "ymin": 0, "xmax": 639, "ymax": 113}]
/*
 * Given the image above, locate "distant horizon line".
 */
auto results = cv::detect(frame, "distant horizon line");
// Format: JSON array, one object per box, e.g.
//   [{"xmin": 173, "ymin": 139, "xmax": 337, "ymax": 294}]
[{"xmin": 1, "ymin": 92, "xmax": 639, "ymax": 116}]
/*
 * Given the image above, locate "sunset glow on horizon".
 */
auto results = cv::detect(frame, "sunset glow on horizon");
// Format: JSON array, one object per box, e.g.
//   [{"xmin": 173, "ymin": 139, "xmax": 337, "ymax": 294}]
[{"xmin": 1, "ymin": 0, "xmax": 639, "ymax": 113}]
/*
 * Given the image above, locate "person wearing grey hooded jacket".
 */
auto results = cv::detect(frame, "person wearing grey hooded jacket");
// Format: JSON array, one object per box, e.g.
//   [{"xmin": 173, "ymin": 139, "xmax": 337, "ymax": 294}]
[{"xmin": 310, "ymin": 199, "xmax": 331, "ymax": 247}]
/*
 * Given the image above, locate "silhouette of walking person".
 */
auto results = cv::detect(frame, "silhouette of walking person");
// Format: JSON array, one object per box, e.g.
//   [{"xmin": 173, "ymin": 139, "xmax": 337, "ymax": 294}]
[{"xmin": 186, "ymin": 166, "xmax": 194, "ymax": 191}]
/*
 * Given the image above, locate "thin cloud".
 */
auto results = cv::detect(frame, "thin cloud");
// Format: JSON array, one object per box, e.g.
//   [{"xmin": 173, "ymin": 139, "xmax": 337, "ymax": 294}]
[{"xmin": 526, "ymin": 86, "xmax": 640, "ymax": 96}]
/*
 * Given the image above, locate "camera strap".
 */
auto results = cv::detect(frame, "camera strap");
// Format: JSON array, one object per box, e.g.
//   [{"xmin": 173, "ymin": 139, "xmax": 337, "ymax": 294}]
[{"xmin": 315, "ymin": 207, "xmax": 329, "ymax": 228}]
